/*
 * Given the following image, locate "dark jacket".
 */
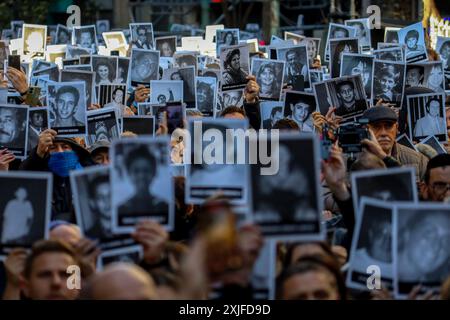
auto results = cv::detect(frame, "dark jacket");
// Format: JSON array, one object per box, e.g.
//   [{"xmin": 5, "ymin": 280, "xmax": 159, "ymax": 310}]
[
  {"xmin": 19, "ymin": 146, "xmax": 94, "ymax": 222},
  {"xmin": 391, "ymin": 142, "xmax": 428, "ymax": 180},
  {"xmin": 243, "ymin": 100, "xmax": 261, "ymax": 130}
]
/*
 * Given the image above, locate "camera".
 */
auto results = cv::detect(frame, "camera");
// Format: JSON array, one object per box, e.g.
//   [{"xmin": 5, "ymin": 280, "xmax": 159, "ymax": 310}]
[{"xmin": 337, "ymin": 118, "xmax": 369, "ymax": 154}]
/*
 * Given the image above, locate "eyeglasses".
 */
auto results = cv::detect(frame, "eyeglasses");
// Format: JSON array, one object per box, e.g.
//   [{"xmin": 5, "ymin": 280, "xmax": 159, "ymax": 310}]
[{"xmin": 431, "ymin": 182, "xmax": 450, "ymax": 194}]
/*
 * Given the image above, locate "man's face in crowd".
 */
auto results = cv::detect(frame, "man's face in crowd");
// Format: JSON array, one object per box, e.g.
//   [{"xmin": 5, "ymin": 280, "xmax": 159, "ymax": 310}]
[
  {"xmin": 129, "ymin": 157, "xmax": 153, "ymax": 193},
  {"xmin": 380, "ymin": 75, "xmax": 395, "ymax": 93},
  {"xmin": 161, "ymin": 42, "xmax": 173, "ymax": 57},
  {"xmin": 230, "ymin": 54, "xmax": 240, "ymax": 70},
  {"xmin": 113, "ymin": 90, "xmax": 124, "ymax": 104},
  {"xmin": 337, "ymin": 84, "xmax": 355, "ymax": 105},
  {"xmin": 426, "ymin": 166, "xmax": 450, "ymax": 201},
  {"xmin": 31, "ymin": 112, "xmax": 44, "ymax": 128},
  {"xmin": 368, "ymin": 120, "xmax": 398, "ymax": 154},
  {"xmin": 23, "ymin": 252, "xmax": 79, "ymax": 300},
  {"xmin": 0, "ymin": 108, "xmax": 19, "ymax": 144},
  {"xmin": 80, "ymin": 31, "xmax": 93, "ymax": 48},
  {"xmin": 92, "ymin": 150, "xmax": 109, "ymax": 165},
  {"xmin": 428, "ymin": 100, "xmax": 440, "ymax": 117},
  {"xmin": 291, "ymin": 102, "xmax": 309, "ymax": 122},
  {"xmin": 56, "ymin": 92, "xmax": 77, "ymax": 120},
  {"xmin": 48, "ymin": 142, "xmax": 73, "ymax": 154},
  {"xmin": 368, "ymin": 219, "xmax": 392, "ymax": 262},
  {"xmin": 406, "ymin": 36, "xmax": 418, "ymax": 50},
  {"xmin": 281, "ymin": 270, "xmax": 339, "ymax": 300},
  {"xmin": 271, "ymin": 110, "xmax": 283, "ymax": 126},
  {"xmin": 92, "ymin": 181, "xmax": 111, "ymax": 222},
  {"xmin": 406, "ymin": 68, "xmax": 422, "ymax": 87},
  {"xmin": 138, "ymin": 29, "xmax": 147, "ymax": 44}
]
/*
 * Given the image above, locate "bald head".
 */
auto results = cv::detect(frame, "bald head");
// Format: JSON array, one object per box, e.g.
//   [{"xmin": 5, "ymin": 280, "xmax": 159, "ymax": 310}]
[
  {"xmin": 88, "ymin": 263, "xmax": 158, "ymax": 300},
  {"xmin": 49, "ymin": 224, "xmax": 82, "ymax": 247}
]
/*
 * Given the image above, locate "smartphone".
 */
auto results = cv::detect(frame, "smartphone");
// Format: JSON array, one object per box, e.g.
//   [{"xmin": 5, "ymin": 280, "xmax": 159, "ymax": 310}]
[
  {"xmin": 8, "ymin": 55, "xmax": 21, "ymax": 70},
  {"xmin": 25, "ymin": 86, "xmax": 41, "ymax": 106}
]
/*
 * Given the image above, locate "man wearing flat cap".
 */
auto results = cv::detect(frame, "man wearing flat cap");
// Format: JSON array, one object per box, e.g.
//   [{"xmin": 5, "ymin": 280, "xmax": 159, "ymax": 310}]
[{"xmin": 361, "ymin": 106, "xmax": 428, "ymax": 179}]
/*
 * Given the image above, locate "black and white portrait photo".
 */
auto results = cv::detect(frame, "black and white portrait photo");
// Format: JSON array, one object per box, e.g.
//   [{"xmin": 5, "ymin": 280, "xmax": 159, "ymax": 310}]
[
  {"xmin": 407, "ymin": 93, "xmax": 448, "ymax": 142},
  {"xmin": 351, "ymin": 167, "xmax": 418, "ymax": 212},
  {"xmin": 397, "ymin": 22, "xmax": 428, "ymax": 63},
  {"xmin": 260, "ymin": 101, "xmax": 284, "ymax": 129},
  {"xmin": 251, "ymin": 133, "xmax": 324, "ymax": 240},
  {"xmin": 373, "ymin": 47, "xmax": 404, "ymax": 62},
  {"xmin": 220, "ymin": 43, "xmax": 250, "ymax": 91},
  {"xmin": 70, "ymin": 166, "xmax": 135, "ymax": 250},
  {"xmin": 60, "ymin": 70, "xmax": 96, "ymax": 108},
  {"xmin": 86, "ymin": 107, "xmax": 120, "ymax": 146},
  {"xmin": 216, "ymin": 28, "xmax": 239, "ymax": 56},
  {"xmin": 150, "ymin": 80, "xmax": 183, "ymax": 105},
  {"xmin": 345, "ymin": 19, "xmax": 371, "ymax": 51},
  {"xmin": 186, "ymin": 118, "xmax": 249, "ymax": 205},
  {"xmin": 313, "ymin": 82, "xmax": 332, "ymax": 116},
  {"xmin": 326, "ymin": 75, "xmax": 368, "ymax": 119},
  {"xmin": 111, "ymin": 137, "xmax": 174, "ymax": 233},
  {"xmin": 91, "ymin": 55, "xmax": 118, "ymax": 86},
  {"xmin": 66, "ymin": 45, "xmax": 93, "ymax": 59},
  {"xmin": 72, "ymin": 25, "xmax": 98, "ymax": 53},
  {"xmin": 347, "ymin": 198, "xmax": 394, "ymax": 291},
  {"xmin": 384, "ymin": 27, "xmax": 400, "ymax": 43},
  {"xmin": 394, "ymin": 204, "xmax": 450, "ymax": 299},
  {"xmin": 97, "ymin": 245, "xmax": 143, "ymax": 271},
  {"xmin": 373, "ymin": 60, "xmax": 406, "ymax": 109},
  {"xmin": 129, "ymin": 49, "xmax": 159, "ymax": 88},
  {"xmin": 137, "ymin": 102, "xmax": 152, "ymax": 116},
  {"xmin": 22, "ymin": 24, "xmax": 47, "ymax": 57},
  {"xmin": 117, "ymin": 57, "xmax": 130, "ymax": 85},
  {"xmin": 423, "ymin": 62, "xmax": 445, "ymax": 93},
  {"xmin": 0, "ymin": 104, "xmax": 28, "ymax": 159},
  {"xmin": 325, "ymin": 23, "xmax": 357, "ymax": 61},
  {"xmin": 435, "ymin": 37, "xmax": 450, "ymax": 92},
  {"xmin": 98, "ymin": 84, "xmax": 127, "ymax": 108},
  {"xmin": 155, "ymin": 36, "xmax": 176, "ymax": 58},
  {"xmin": 122, "ymin": 116, "xmax": 155, "ymax": 136},
  {"xmin": 0, "ymin": 172, "xmax": 51, "ymax": 255},
  {"xmin": 218, "ymin": 89, "xmax": 244, "ymax": 111},
  {"xmin": 329, "ymin": 37, "xmax": 359, "ymax": 79},
  {"xmin": 195, "ymin": 76, "xmax": 217, "ymax": 117},
  {"xmin": 47, "ymin": 81, "xmax": 87, "ymax": 136},
  {"xmin": 340, "ymin": 53, "xmax": 374, "ymax": 100},
  {"xmin": 55, "ymin": 24, "xmax": 71, "ymax": 45},
  {"xmin": 130, "ymin": 23, "xmax": 154, "ymax": 50},
  {"xmin": 28, "ymin": 107, "xmax": 49, "ymax": 153},
  {"xmin": 276, "ymin": 45, "xmax": 310, "ymax": 90},
  {"xmin": 251, "ymin": 58, "xmax": 285, "ymax": 101},
  {"xmin": 283, "ymin": 91, "xmax": 315, "ymax": 132},
  {"xmin": 11, "ymin": 20, "xmax": 24, "ymax": 39}
]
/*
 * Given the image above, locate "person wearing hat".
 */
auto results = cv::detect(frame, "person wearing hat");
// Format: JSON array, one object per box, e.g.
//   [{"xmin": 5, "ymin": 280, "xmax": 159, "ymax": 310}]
[
  {"xmin": 361, "ymin": 106, "xmax": 428, "ymax": 179},
  {"xmin": 89, "ymin": 140, "xmax": 110, "ymax": 166},
  {"xmin": 20, "ymin": 129, "xmax": 95, "ymax": 222}
]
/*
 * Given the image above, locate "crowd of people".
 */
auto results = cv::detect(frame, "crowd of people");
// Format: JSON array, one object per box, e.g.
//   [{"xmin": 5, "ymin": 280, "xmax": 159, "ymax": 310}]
[{"xmin": 0, "ymin": 16, "xmax": 449, "ymax": 301}]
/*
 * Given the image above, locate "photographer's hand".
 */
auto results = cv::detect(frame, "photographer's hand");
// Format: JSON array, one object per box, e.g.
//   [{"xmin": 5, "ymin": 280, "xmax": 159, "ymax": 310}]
[
  {"xmin": 244, "ymin": 75, "xmax": 259, "ymax": 104},
  {"xmin": 361, "ymin": 129, "xmax": 387, "ymax": 160}
]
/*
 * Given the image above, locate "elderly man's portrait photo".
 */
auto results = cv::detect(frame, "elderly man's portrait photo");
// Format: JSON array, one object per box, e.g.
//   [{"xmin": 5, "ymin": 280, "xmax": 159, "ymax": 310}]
[
  {"xmin": 129, "ymin": 49, "xmax": 159, "ymax": 88},
  {"xmin": 195, "ymin": 76, "xmax": 217, "ymax": 117},
  {"xmin": 251, "ymin": 133, "xmax": 323, "ymax": 240},
  {"xmin": 346, "ymin": 199, "xmax": 394, "ymax": 291},
  {"xmin": 0, "ymin": 172, "xmax": 51, "ymax": 255},
  {"xmin": 86, "ymin": 107, "xmax": 120, "ymax": 146},
  {"xmin": 373, "ymin": 60, "xmax": 406, "ymax": 109},
  {"xmin": 155, "ymin": 36, "xmax": 176, "ymax": 58},
  {"xmin": 251, "ymin": 58, "xmax": 285, "ymax": 101},
  {"xmin": 276, "ymin": 45, "xmax": 310, "ymax": 90},
  {"xmin": 22, "ymin": 24, "xmax": 47, "ymax": 57},
  {"xmin": 72, "ymin": 25, "xmax": 98, "ymax": 53},
  {"xmin": 394, "ymin": 204, "xmax": 450, "ymax": 299},
  {"xmin": 0, "ymin": 104, "xmax": 29, "ymax": 159},
  {"xmin": 283, "ymin": 91, "xmax": 316, "ymax": 132},
  {"xmin": 407, "ymin": 93, "xmax": 448, "ymax": 142},
  {"xmin": 130, "ymin": 23, "xmax": 154, "ymax": 50},
  {"xmin": 47, "ymin": 81, "xmax": 87, "ymax": 136},
  {"xmin": 340, "ymin": 53, "xmax": 374, "ymax": 100},
  {"xmin": 398, "ymin": 22, "xmax": 428, "ymax": 63},
  {"xmin": 260, "ymin": 101, "xmax": 284, "ymax": 129},
  {"xmin": 111, "ymin": 137, "xmax": 173, "ymax": 234},
  {"xmin": 220, "ymin": 43, "xmax": 250, "ymax": 91},
  {"xmin": 327, "ymin": 75, "xmax": 368, "ymax": 120}
]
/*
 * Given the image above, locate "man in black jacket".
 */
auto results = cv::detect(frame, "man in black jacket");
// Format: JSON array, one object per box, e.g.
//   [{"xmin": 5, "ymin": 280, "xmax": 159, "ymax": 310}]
[{"xmin": 20, "ymin": 129, "xmax": 94, "ymax": 222}]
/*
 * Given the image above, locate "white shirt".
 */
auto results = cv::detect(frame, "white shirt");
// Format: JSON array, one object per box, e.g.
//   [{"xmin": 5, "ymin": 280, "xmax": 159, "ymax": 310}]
[
  {"xmin": 414, "ymin": 114, "xmax": 446, "ymax": 137},
  {"xmin": 2, "ymin": 199, "xmax": 33, "ymax": 243}
]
